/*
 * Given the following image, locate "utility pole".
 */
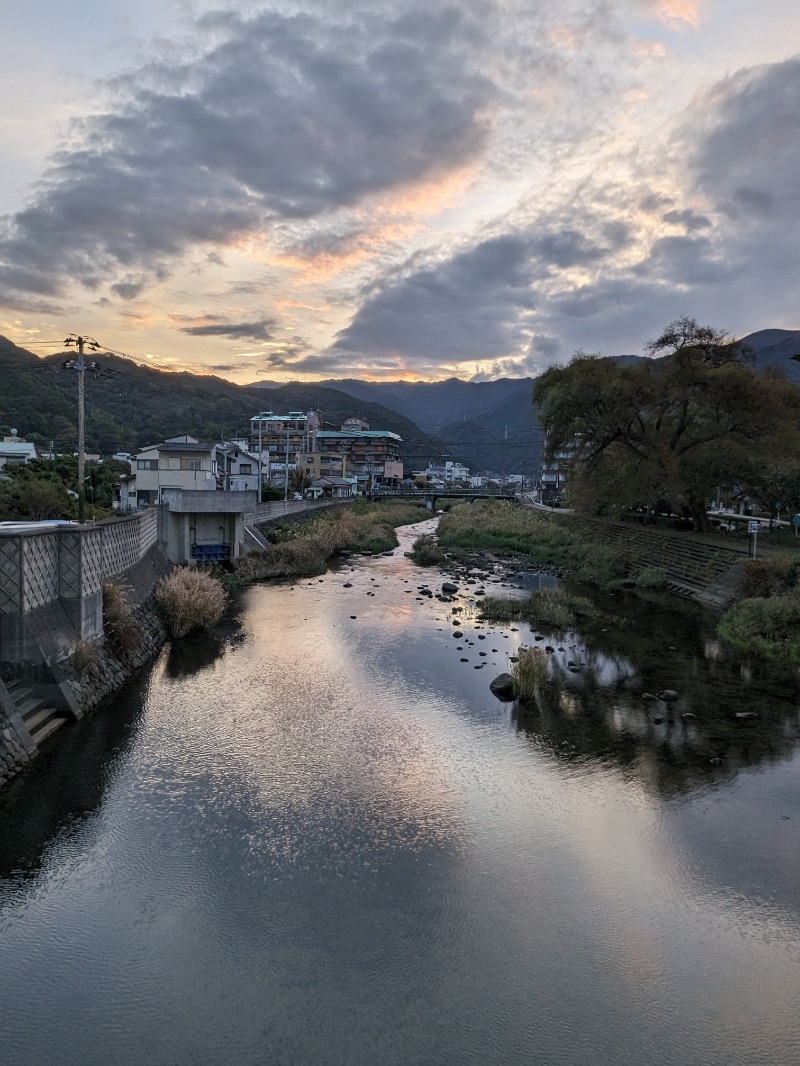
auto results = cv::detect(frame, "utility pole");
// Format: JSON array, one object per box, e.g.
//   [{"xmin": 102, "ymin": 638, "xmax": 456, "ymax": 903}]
[
  {"xmin": 284, "ymin": 427, "xmax": 290, "ymax": 500},
  {"xmin": 63, "ymin": 333, "xmax": 101, "ymax": 523}
]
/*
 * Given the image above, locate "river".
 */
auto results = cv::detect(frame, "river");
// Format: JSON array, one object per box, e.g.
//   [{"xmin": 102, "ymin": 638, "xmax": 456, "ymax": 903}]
[{"xmin": 1, "ymin": 518, "xmax": 799, "ymax": 1066}]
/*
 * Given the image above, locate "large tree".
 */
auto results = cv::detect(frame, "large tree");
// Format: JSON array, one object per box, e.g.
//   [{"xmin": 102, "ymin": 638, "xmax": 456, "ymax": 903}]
[{"xmin": 534, "ymin": 319, "xmax": 800, "ymax": 529}]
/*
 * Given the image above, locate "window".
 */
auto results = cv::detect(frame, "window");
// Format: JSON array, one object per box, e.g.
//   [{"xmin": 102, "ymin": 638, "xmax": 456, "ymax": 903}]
[
  {"xmin": 239, "ymin": 463, "xmax": 252, "ymax": 474},
  {"xmin": 180, "ymin": 458, "xmax": 201, "ymax": 470},
  {"xmin": 137, "ymin": 459, "xmax": 158, "ymax": 470}
]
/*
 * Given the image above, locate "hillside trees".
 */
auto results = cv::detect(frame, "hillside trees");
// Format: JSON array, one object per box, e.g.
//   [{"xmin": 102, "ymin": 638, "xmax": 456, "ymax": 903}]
[{"xmin": 534, "ymin": 319, "xmax": 800, "ymax": 529}]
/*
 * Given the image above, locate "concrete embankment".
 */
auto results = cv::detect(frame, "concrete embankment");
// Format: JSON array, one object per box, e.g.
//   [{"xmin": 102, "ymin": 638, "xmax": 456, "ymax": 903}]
[
  {"xmin": 579, "ymin": 517, "xmax": 749, "ymax": 610},
  {"xmin": 0, "ymin": 512, "xmax": 172, "ymax": 787}
]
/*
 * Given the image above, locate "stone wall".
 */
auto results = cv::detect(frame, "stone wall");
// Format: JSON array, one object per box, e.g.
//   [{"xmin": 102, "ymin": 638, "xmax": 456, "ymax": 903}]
[
  {"xmin": 0, "ymin": 510, "xmax": 160, "ymax": 671},
  {"xmin": 61, "ymin": 598, "xmax": 168, "ymax": 718},
  {"xmin": 0, "ymin": 680, "xmax": 35, "ymax": 785}
]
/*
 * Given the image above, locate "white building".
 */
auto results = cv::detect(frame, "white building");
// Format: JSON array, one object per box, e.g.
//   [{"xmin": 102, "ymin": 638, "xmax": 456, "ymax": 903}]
[{"xmin": 0, "ymin": 434, "xmax": 38, "ymax": 470}]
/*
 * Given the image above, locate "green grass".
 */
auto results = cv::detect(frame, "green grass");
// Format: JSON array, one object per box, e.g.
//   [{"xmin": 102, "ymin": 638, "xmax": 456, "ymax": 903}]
[
  {"xmin": 411, "ymin": 534, "xmax": 447, "ymax": 567},
  {"xmin": 437, "ymin": 500, "xmax": 638, "ymax": 590},
  {"xmin": 718, "ymin": 588, "xmax": 800, "ymax": 664},
  {"xmin": 480, "ymin": 587, "xmax": 598, "ymax": 629}
]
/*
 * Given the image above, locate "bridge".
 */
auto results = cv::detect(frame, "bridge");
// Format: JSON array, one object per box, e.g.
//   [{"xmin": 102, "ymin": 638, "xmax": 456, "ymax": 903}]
[{"xmin": 369, "ymin": 487, "xmax": 519, "ymax": 503}]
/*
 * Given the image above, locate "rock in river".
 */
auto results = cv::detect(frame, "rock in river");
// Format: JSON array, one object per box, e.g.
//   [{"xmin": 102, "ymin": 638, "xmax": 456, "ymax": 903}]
[{"xmin": 490, "ymin": 673, "xmax": 516, "ymax": 701}]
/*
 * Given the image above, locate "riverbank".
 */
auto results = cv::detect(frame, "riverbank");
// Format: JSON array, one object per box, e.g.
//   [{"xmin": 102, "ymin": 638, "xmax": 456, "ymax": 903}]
[
  {"xmin": 429, "ymin": 500, "xmax": 800, "ymax": 664},
  {"xmin": 233, "ymin": 499, "xmax": 428, "ymax": 581}
]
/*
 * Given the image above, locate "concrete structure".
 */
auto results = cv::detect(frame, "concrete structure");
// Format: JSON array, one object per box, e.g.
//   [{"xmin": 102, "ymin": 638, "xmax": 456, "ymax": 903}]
[
  {"xmin": 420, "ymin": 460, "xmax": 470, "ymax": 484},
  {"xmin": 309, "ymin": 476, "xmax": 354, "ymax": 499},
  {"xmin": 249, "ymin": 409, "xmax": 321, "ymax": 458},
  {"xmin": 315, "ymin": 427, "xmax": 403, "ymax": 490},
  {"xmin": 123, "ymin": 435, "xmax": 219, "ymax": 509},
  {"xmin": 0, "ymin": 433, "xmax": 38, "ymax": 470},
  {"xmin": 159, "ymin": 488, "xmax": 257, "ymax": 564},
  {"xmin": 299, "ymin": 450, "xmax": 351, "ymax": 482},
  {"xmin": 0, "ymin": 509, "xmax": 163, "ymax": 697}
]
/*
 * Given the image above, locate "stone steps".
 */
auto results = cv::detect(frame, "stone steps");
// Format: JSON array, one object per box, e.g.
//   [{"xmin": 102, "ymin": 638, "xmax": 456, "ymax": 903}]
[{"xmin": 6, "ymin": 679, "xmax": 69, "ymax": 749}]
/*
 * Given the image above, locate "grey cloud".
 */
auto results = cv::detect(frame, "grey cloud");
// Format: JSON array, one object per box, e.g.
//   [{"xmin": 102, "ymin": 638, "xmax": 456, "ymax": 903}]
[
  {"xmin": 0, "ymin": 5, "xmax": 493, "ymax": 305},
  {"xmin": 661, "ymin": 209, "xmax": 711, "ymax": 231},
  {"xmin": 178, "ymin": 318, "xmax": 277, "ymax": 341},
  {"xmin": 687, "ymin": 56, "xmax": 800, "ymax": 222},
  {"xmin": 332, "ymin": 224, "xmax": 616, "ymax": 363}
]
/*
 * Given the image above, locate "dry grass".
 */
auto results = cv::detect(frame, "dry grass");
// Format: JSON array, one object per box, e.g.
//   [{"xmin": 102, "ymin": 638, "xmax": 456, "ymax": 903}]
[
  {"xmin": 71, "ymin": 637, "xmax": 100, "ymax": 677},
  {"xmin": 102, "ymin": 580, "xmax": 142, "ymax": 659},
  {"xmin": 240, "ymin": 501, "xmax": 427, "ymax": 580},
  {"xmin": 155, "ymin": 567, "xmax": 226, "ymax": 638},
  {"xmin": 512, "ymin": 646, "xmax": 549, "ymax": 701}
]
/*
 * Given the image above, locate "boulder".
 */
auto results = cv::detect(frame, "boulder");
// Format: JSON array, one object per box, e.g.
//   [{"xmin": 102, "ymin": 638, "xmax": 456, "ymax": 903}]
[
  {"xmin": 490, "ymin": 673, "xmax": 516, "ymax": 700},
  {"xmin": 442, "ymin": 582, "xmax": 459, "ymax": 594},
  {"xmin": 657, "ymin": 689, "xmax": 680, "ymax": 702}
]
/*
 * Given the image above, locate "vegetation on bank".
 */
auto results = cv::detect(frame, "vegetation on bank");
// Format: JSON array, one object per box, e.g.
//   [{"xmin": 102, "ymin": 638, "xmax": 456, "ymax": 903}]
[
  {"xmin": 155, "ymin": 567, "xmax": 226, "ymax": 638},
  {"xmin": 102, "ymin": 580, "xmax": 143, "ymax": 659},
  {"xmin": 534, "ymin": 317, "xmax": 800, "ymax": 531},
  {"xmin": 717, "ymin": 556, "xmax": 800, "ymax": 664},
  {"xmin": 480, "ymin": 587, "xmax": 599, "ymax": 629},
  {"xmin": 436, "ymin": 499, "xmax": 658, "ymax": 591},
  {"xmin": 235, "ymin": 500, "xmax": 427, "ymax": 581},
  {"xmin": 441, "ymin": 499, "xmax": 800, "ymax": 663},
  {"xmin": 410, "ymin": 534, "xmax": 447, "ymax": 567},
  {"xmin": 0, "ymin": 455, "xmax": 128, "ymax": 522}
]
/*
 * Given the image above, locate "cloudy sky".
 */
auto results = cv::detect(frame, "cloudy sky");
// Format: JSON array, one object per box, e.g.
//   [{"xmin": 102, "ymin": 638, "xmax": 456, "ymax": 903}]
[{"xmin": 1, "ymin": 0, "xmax": 798, "ymax": 382}]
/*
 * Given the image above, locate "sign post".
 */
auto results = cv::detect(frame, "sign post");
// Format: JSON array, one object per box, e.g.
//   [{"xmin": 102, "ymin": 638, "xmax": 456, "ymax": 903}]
[{"xmin": 748, "ymin": 520, "xmax": 760, "ymax": 558}]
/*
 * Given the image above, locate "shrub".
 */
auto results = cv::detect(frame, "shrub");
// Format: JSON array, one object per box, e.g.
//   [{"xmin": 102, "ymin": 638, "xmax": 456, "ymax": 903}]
[
  {"xmin": 155, "ymin": 567, "xmax": 226, "ymax": 638},
  {"xmin": 633, "ymin": 568, "xmax": 668, "ymax": 589},
  {"xmin": 738, "ymin": 556, "xmax": 799, "ymax": 599},
  {"xmin": 72, "ymin": 637, "xmax": 100, "ymax": 678},
  {"xmin": 411, "ymin": 535, "xmax": 446, "ymax": 567},
  {"xmin": 512, "ymin": 646, "xmax": 548, "ymax": 701},
  {"xmin": 103, "ymin": 580, "xmax": 142, "ymax": 659},
  {"xmin": 718, "ymin": 589, "xmax": 800, "ymax": 664}
]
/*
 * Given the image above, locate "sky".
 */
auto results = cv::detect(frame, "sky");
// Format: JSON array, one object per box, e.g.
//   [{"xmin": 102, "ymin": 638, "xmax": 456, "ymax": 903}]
[{"xmin": 1, "ymin": 0, "xmax": 799, "ymax": 384}]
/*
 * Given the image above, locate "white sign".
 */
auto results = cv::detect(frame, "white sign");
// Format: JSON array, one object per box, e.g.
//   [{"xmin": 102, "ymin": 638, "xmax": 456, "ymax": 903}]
[{"xmin": 748, "ymin": 521, "xmax": 761, "ymax": 533}]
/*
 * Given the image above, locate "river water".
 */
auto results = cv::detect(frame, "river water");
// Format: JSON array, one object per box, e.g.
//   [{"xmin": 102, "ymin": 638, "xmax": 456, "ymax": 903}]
[{"xmin": 1, "ymin": 518, "xmax": 799, "ymax": 1066}]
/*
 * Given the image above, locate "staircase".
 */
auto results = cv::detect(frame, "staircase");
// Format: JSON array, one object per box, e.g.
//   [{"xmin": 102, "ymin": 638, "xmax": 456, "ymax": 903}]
[
  {"xmin": 580, "ymin": 518, "xmax": 749, "ymax": 610},
  {"xmin": 4, "ymin": 678, "xmax": 69, "ymax": 748}
]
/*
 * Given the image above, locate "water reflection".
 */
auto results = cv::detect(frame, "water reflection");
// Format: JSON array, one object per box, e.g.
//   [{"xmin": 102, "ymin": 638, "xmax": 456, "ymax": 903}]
[
  {"xmin": 0, "ymin": 672, "xmax": 146, "ymax": 878},
  {"xmin": 502, "ymin": 586, "xmax": 800, "ymax": 798},
  {"xmin": 164, "ymin": 631, "xmax": 225, "ymax": 678}
]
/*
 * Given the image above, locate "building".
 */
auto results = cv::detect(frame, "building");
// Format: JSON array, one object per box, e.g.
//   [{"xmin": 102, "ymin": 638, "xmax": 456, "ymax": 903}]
[
  {"xmin": 316, "ymin": 421, "xmax": 403, "ymax": 490},
  {"xmin": 121, "ymin": 436, "xmax": 219, "ymax": 510},
  {"xmin": 249, "ymin": 410, "xmax": 321, "ymax": 457},
  {"xmin": 0, "ymin": 433, "xmax": 38, "ymax": 470},
  {"xmin": 308, "ymin": 476, "xmax": 354, "ymax": 499},
  {"xmin": 299, "ymin": 450, "xmax": 351, "ymax": 482},
  {"xmin": 420, "ymin": 460, "xmax": 470, "ymax": 484},
  {"xmin": 216, "ymin": 442, "xmax": 267, "ymax": 493}
]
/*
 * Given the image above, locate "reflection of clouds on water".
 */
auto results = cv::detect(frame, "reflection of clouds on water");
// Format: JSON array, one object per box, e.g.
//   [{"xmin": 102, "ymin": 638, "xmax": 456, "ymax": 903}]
[{"xmin": 535, "ymin": 632, "xmax": 639, "ymax": 690}]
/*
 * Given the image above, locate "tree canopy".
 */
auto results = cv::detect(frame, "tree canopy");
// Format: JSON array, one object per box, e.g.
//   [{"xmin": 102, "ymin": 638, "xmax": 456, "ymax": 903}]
[{"xmin": 533, "ymin": 318, "xmax": 800, "ymax": 528}]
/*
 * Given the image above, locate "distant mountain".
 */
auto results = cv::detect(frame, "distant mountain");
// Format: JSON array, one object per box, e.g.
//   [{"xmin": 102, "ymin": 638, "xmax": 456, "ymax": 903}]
[
  {"xmin": 252, "ymin": 376, "xmax": 542, "ymax": 475},
  {"xmin": 248, "ymin": 381, "xmax": 442, "ymax": 470},
  {"xmin": 741, "ymin": 329, "xmax": 800, "ymax": 381},
  {"xmin": 6, "ymin": 326, "xmax": 796, "ymax": 477},
  {"xmin": 0, "ymin": 337, "xmax": 442, "ymax": 470},
  {"xmin": 317, "ymin": 376, "xmax": 535, "ymax": 432}
]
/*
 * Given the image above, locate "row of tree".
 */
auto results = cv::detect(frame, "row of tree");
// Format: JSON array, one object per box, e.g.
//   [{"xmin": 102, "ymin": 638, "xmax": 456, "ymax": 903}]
[
  {"xmin": 0, "ymin": 456, "xmax": 129, "ymax": 522},
  {"xmin": 534, "ymin": 318, "xmax": 800, "ymax": 530}
]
